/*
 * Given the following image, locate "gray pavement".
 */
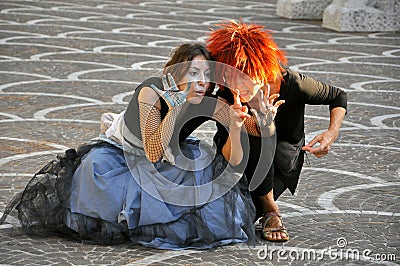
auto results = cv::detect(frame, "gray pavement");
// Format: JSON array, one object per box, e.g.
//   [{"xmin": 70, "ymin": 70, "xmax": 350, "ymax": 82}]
[{"xmin": 0, "ymin": 0, "xmax": 399, "ymax": 265}]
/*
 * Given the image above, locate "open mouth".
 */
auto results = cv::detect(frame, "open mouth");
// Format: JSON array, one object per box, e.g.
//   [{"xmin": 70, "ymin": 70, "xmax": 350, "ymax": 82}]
[{"xmin": 194, "ymin": 89, "xmax": 205, "ymax": 96}]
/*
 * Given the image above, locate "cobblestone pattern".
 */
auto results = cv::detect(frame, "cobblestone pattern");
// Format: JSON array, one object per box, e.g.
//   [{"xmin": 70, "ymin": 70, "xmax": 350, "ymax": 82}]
[{"xmin": 0, "ymin": 0, "xmax": 399, "ymax": 265}]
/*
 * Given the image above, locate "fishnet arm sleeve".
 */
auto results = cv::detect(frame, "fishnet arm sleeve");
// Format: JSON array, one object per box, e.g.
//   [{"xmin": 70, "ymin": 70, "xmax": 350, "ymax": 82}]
[
  {"xmin": 243, "ymin": 116, "xmax": 262, "ymax": 136},
  {"xmin": 139, "ymin": 101, "xmax": 182, "ymax": 163}
]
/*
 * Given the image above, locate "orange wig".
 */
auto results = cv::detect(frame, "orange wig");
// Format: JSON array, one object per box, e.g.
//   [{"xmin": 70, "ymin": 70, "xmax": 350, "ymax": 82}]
[{"xmin": 206, "ymin": 20, "xmax": 287, "ymax": 84}]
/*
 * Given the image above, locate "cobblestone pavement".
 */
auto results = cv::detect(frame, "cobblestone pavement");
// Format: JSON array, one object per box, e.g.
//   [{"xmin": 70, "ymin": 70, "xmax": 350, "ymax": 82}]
[{"xmin": 0, "ymin": 0, "xmax": 399, "ymax": 265}]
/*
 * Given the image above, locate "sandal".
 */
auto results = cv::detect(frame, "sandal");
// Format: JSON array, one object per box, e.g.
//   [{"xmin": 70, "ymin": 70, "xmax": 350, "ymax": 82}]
[{"xmin": 261, "ymin": 211, "xmax": 289, "ymax": 242}]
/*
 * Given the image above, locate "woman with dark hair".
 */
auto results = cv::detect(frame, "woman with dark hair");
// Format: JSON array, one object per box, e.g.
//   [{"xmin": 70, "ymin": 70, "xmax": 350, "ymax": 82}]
[{"xmin": 0, "ymin": 43, "xmax": 258, "ymax": 250}]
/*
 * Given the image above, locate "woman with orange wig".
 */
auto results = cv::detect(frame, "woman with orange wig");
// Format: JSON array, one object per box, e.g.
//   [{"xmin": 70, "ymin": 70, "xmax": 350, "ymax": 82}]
[{"xmin": 207, "ymin": 20, "xmax": 347, "ymax": 242}]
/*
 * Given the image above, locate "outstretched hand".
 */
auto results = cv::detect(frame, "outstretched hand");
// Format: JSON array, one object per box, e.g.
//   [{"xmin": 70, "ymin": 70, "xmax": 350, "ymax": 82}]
[
  {"xmin": 150, "ymin": 73, "xmax": 191, "ymax": 109},
  {"xmin": 302, "ymin": 130, "xmax": 337, "ymax": 158},
  {"xmin": 264, "ymin": 84, "xmax": 285, "ymax": 118},
  {"xmin": 251, "ymin": 85, "xmax": 285, "ymax": 118},
  {"xmin": 267, "ymin": 94, "xmax": 285, "ymax": 119},
  {"xmin": 303, "ymin": 106, "xmax": 346, "ymax": 158},
  {"xmin": 250, "ymin": 85, "xmax": 285, "ymax": 136}
]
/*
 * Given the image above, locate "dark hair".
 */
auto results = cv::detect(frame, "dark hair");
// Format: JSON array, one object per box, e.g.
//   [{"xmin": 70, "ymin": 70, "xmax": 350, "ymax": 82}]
[{"xmin": 163, "ymin": 43, "xmax": 215, "ymax": 95}]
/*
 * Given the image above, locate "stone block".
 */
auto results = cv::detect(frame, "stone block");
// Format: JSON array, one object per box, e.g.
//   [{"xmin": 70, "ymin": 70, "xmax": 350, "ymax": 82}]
[
  {"xmin": 276, "ymin": 0, "xmax": 333, "ymax": 19},
  {"xmin": 322, "ymin": 0, "xmax": 400, "ymax": 32}
]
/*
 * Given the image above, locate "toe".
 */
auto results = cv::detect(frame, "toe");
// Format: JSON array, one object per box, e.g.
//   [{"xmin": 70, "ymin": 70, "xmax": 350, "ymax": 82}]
[{"xmin": 268, "ymin": 232, "xmax": 280, "ymax": 241}]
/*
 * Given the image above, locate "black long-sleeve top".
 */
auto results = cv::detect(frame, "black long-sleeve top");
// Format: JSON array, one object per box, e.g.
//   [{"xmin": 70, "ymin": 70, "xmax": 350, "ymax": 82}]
[
  {"xmin": 216, "ymin": 68, "xmax": 347, "ymax": 144},
  {"xmin": 275, "ymin": 68, "xmax": 347, "ymax": 143},
  {"xmin": 214, "ymin": 68, "xmax": 347, "ymax": 195}
]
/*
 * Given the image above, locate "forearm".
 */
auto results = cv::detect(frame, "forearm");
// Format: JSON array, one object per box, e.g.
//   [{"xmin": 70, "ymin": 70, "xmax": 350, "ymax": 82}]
[
  {"xmin": 212, "ymin": 101, "xmax": 273, "ymax": 137},
  {"xmin": 222, "ymin": 127, "xmax": 243, "ymax": 166},
  {"xmin": 303, "ymin": 106, "xmax": 346, "ymax": 157},
  {"xmin": 245, "ymin": 111, "xmax": 276, "ymax": 137},
  {"xmin": 243, "ymin": 116, "xmax": 260, "ymax": 136},
  {"xmin": 140, "ymin": 103, "xmax": 182, "ymax": 162},
  {"xmin": 328, "ymin": 107, "xmax": 346, "ymax": 140}
]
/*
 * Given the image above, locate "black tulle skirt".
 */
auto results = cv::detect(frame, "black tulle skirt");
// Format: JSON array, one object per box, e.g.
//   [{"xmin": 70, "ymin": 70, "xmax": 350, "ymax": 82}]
[{"xmin": 0, "ymin": 139, "xmax": 256, "ymax": 250}]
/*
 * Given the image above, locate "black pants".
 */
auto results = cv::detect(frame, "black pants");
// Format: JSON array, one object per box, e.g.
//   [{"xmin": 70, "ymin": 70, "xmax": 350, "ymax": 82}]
[{"xmin": 246, "ymin": 135, "xmax": 305, "ymax": 218}]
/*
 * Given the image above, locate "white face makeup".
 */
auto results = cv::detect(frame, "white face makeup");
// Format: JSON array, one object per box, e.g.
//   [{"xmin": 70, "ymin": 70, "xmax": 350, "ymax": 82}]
[
  {"xmin": 178, "ymin": 55, "xmax": 211, "ymax": 101},
  {"xmin": 224, "ymin": 68, "xmax": 265, "ymax": 102}
]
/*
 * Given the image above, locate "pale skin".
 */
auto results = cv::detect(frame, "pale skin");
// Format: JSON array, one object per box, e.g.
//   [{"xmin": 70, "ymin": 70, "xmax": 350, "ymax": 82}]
[
  {"xmin": 221, "ymin": 89, "xmax": 250, "ymax": 166},
  {"xmin": 139, "ymin": 55, "xmax": 249, "ymax": 166},
  {"xmin": 225, "ymin": 70, "xmax": 346, "ymax": 241}
]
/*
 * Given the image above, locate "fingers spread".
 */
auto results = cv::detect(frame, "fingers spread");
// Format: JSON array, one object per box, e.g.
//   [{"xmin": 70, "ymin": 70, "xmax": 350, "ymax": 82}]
[
  {"xmin": 269, "ymin": 94, "xmax": 280, "ymax": 101},
  {"xmin": 262, "ymin": 84, "xmax": 270, "ymax": 98},
  {"xmin": 167, "ymin": 73, "xmax": 178, "ymax": 91},
  {"xmin": 274, "ymin": 100, "xmax": 285, "ymax": 108},
  {"xmin": 162, "ymin": 75, "xmax": 169, "ymax": 91},
  {"xmin": 257, "ymin": 90, "xmax": 268, "ymax": 113},
  {"xmin": 150, "ymin": 84, "xmax": 161, "ymax": 92}
]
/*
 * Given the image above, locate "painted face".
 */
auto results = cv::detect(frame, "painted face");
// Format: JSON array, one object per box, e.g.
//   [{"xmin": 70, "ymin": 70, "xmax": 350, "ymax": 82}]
[
  {"xmin": 178, "ymin": 55, "xmax": 211, "ymax": 102},
  {"xmin": 224, "ymin": 68, "xmax": 264, "ymax": 102}
]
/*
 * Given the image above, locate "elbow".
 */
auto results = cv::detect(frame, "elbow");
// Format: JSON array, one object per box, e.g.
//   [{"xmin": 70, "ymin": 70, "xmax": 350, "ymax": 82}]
[
  {"xmin": 148, "ymin": 156, "xmax": 159, "ymax": 163},
  {"xmin": 229, "ymin": 158, "xmax": 242, "ymax": 167},
  {"xmin": 228, "ymin": 152, "xmax": 243, "ymax": 167},
  {"xmin": 145, "ymin": 151, "xmax": 161, "ymax": 163},
  {"xmin": 222, "ymin": 151, "xmax": 242, "ymax": 167}
]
